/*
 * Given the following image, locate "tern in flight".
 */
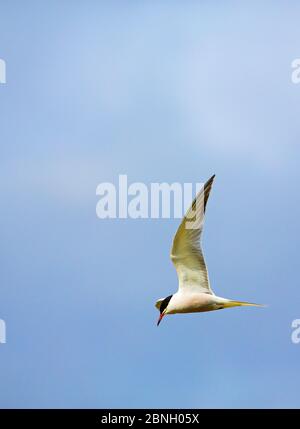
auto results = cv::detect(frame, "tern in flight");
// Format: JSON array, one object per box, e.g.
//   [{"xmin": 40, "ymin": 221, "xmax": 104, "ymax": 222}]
[{"xmin": 155, "ymin": 175, "xmax": 263, "ymax": 326}]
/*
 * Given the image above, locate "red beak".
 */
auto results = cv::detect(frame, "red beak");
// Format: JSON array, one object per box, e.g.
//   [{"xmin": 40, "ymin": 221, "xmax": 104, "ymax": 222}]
[{"xmin": 157, "ymin": 313, "xmax": 165, "ymax": 326}]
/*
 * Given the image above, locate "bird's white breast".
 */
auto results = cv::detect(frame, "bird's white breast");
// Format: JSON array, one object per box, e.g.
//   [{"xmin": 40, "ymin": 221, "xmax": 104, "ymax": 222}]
[{"xmin": 166, "ymin": 291, "xmax": 218, "ymax": 314}]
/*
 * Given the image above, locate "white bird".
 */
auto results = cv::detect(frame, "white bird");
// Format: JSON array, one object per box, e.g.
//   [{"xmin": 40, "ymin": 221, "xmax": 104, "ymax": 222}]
[{"xmin": 156, "ymin": 175, "xmax": 263, "ymax": 326}]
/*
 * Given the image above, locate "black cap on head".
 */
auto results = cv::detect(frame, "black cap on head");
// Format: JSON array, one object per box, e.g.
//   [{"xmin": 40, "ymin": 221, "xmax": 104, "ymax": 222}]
[
  {"xmin": 160, "ymin": 295, "xmax": 173, "ymax": 314},
  {"xmin": 157, "ymin": 295, "xmax": 173, "ymax": 326}
]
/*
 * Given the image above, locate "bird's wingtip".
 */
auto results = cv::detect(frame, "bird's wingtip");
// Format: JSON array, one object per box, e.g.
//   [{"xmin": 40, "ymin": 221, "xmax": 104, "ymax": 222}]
[{"xmin": 206, "ymin": 174, "xmax": 216, "ymax": 186}]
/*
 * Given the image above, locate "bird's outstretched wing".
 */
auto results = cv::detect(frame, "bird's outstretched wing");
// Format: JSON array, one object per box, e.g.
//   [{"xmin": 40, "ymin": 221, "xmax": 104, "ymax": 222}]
[{"xmin": 170, "ymin": 175, "xmax": 215, "ymax": 294}]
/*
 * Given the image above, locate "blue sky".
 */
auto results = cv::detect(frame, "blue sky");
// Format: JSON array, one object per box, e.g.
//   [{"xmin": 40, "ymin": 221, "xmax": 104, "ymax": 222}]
[{"xmin": 0, "ymin": 1, "xmax": 300, "ymax": 408}]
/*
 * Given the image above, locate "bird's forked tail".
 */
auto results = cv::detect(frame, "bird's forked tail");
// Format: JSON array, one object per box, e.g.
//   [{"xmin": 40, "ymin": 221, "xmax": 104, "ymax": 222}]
[{"xmin": 223, "ymin": 300, "xmax": 265, "ymax": 308}]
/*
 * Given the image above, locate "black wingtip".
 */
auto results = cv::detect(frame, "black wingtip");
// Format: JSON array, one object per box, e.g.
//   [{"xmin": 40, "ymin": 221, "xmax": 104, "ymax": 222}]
[
  {"xmin": 205, "ymin": 174, "xmax": 216, "ymax": 187},
  {"xmin": 202, "ymin": 174, "xmax": 216, "ymax": 211}
]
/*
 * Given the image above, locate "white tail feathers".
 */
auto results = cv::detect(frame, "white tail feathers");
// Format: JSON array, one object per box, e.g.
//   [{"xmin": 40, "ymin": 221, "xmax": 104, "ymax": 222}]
[{"xmin": 223, "ymin": 300, "xmax": 265, "ymax": 309}]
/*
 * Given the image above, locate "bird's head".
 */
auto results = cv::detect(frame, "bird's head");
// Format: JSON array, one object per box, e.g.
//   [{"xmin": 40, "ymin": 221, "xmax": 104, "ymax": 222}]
[{"xmin": 157, "ymin": 295, "xmax": 173, "ymax": 326}]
